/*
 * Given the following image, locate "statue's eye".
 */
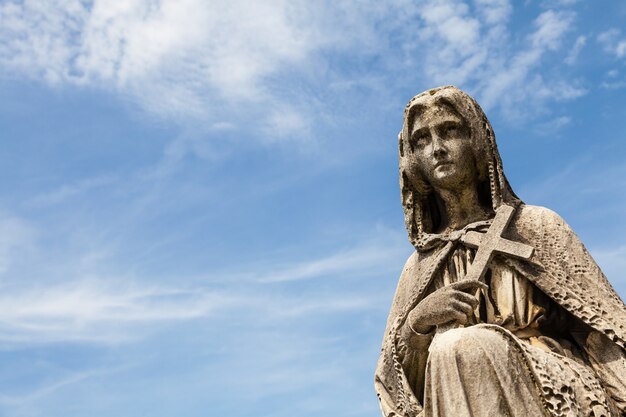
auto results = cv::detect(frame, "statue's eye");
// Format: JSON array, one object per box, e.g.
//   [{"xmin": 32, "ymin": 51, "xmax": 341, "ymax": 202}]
[
  {"xmin": 444, "ymin": 125, "xmax": 459, "ymax": 136},
  {"xmin": 409, "ymin": 132, "xmax": 429, "ymax": 151},
  {"xmin": 415, "ymin": 134, "xmax": 429, "ymax": 147}
]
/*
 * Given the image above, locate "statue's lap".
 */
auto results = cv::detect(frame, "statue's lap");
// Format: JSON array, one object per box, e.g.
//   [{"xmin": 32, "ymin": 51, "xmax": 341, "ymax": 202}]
[{"xmin": 425, "ymin": 324, "xmax": 614, "ymax": 416}]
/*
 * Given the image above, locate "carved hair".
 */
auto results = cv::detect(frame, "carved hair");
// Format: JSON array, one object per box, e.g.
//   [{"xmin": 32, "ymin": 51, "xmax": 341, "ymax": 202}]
[{"xmin": 399, "ymin": 86, "xmax": 521, "ymax": 250}]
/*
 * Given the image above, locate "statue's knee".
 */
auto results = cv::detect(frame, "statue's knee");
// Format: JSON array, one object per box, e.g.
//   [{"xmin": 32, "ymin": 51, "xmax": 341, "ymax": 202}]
[
  {"xmin": 429, "ymin": 327, "xmax": 474, "ymax": 355},
  {"xmin": 429, "ymin": 327, "xmax": 502, "ymax": 362}
]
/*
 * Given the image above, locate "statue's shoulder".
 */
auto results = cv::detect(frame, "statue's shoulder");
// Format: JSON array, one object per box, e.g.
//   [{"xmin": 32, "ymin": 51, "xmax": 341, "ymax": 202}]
[
  {"xmin": 399, "ymin": 248, "xmax": 438, "ymax": 279},
  {"xmin": 397, "ymin": 251, "xmax": 420, "ymax": 289},
  {"xmin": 515, "ymin": 204, "xmax": 572, "ymax": 235},
  {"xmin": 391, "ymin": 250, "xmax": 434, "ymax": 310},
  {"xmin": 517, "ymin": 203, "xmax": 561, "ymax": 220},
  {"xmin": 401, "ymin": 250, "xmax": 419, "ymax": 272}
]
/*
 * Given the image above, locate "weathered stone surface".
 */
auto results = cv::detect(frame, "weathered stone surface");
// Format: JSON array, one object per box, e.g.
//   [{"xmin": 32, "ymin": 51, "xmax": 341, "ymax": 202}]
[{"xmin": 374, "ymin": 86, "xmax": 626, "ymax": 417}]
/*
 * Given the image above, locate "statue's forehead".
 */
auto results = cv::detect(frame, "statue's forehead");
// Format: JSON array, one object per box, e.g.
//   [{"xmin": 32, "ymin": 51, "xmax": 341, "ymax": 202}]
[{"xmin": 410, "ymin": 103, "xmax": 462, "ymax": 130}]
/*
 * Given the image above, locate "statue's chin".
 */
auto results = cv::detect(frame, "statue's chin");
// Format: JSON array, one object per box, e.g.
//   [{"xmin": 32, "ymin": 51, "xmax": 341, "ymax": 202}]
[
  {"xmin": 431, "ymin": 166, "xmax": 462, "ymax": 188},
  {"xmin": 430, "ymin": 164, "xmax": 477, "ymax": 193}
]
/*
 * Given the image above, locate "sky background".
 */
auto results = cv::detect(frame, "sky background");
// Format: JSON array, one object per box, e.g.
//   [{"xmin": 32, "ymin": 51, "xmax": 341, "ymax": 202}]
[{"xmin": 0, "ymin": 0, "xmax": 626, "ymax": 416}]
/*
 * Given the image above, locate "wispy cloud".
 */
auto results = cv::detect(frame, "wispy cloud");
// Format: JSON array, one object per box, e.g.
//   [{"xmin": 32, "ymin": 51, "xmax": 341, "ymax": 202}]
[
  {"xmin": 600, "ymin": 80, "xmax": 626, "ymax": 90},
  {"xmin": 407, "ymin": 1, "xmax": 585, "ymax": 120},
  {"xmin": 599, "ymin": 68, "xmax": 626, "ymax": 90},
  {"xmin": 0, "ymin": 364, "xmax": 129, "ymax": 406},
  {"xmin": 535, "ymin": 115, "xmax": 571, "ymax": 135},
  {"xmin": 541, "ymin": 0, "xmax": 582, "ymax": 5},
  {"xmin": 0, "ymin": 224, "xmax": 408, "ymax": 345},
  {"xmin": 480, "ymin": 10, "xmax": 585, "ymax": 117},
  {"xmin": 598, "ymin": 28, "xmax": 626, "ymax": 59},
  {"xmin": 255, "ymin": 234, "xmax": 407, "ymax": 283},
  {"xmin": 0, "ymin": 277, "xmax": 385, "ymax": 346},
  {"xmin": 565, "ymin": 35, "xmax": 587, "ymax": 64},
  {"xmin": 0, "ymin": 279, "xmax": 234, "ymax": 344},
  {"xmin": 0, "ymin": 1, "xmax": 593, "ymax": 138},
  {"xmin": 25, "ymin": 175, "xmax": 119, "ymax": 207},
  {"xmin": 0, "ymin": 0, "xmax": 334, "ymax": 138}
]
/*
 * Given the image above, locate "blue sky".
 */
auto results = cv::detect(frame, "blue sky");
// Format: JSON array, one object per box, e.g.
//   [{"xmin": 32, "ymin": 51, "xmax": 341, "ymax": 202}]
[{"xmin": 0, "ymin": 0, "xmax": 625, "ymax": 416}]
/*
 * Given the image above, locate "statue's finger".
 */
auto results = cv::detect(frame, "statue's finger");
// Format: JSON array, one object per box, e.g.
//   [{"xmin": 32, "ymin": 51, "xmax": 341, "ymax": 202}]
[
  {"xmin": 450, "ymin": 310, "xmax": 469, "ymax": 324},
  {"xmin": 451, "ymin": 299, "xmax": 474, "ymax": 315},
  {"xmin": 454, "ymin": 291, "xmax": 480, "ymax": 307}
]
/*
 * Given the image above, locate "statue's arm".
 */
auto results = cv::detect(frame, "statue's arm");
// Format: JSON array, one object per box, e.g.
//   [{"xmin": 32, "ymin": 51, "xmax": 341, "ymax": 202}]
[
  {"xmin": 374, "ymin": 332, "xmax": 429, "ymax": 417},
  {"xmin": 374, "ymin": 252, "xmax": 431, "ymax": 416},
  {"xmin": 397, "ymin": 319, "xmax": 434, "ymax": 402},
  {"xmin": 390, "ymin": 251, "xmax": 436, "ymax": 372},
  {"xmin": 374, "ymin": 367, "xmax": 403, "ymax": 417}
]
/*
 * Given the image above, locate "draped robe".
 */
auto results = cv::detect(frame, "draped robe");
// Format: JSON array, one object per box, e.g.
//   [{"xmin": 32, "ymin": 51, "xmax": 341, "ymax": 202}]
[{"xmin": 375, "ymin": 205, "xmax": 626, "ymax": 417}]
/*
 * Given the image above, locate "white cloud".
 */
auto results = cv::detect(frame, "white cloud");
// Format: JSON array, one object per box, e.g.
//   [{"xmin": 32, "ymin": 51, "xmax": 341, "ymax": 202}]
[
  {"xmin": 478, "ymin": 10, "xmax": 581, "ymax": 116},
  {"xmin": 550, "ymin": 115, "xmax": 571, "ymax": 128},
  {"xmin": 25, "ymin": 175, "xmax": 119, "ymax": 207},
  {"xmin": 0, "ymin": 1, "xmax": 591, "ymax": 137},
  {"xmin": 600, "ymin": 80, "xmax": 626, "ymax": 90},
  {"xmin": 415, "ymin": 0, "xmax": 487, "ymax": 86},
  {"xmin": 551, "ymin": 0, "xmax": 581, "ymax": 4},
  {"xmin": 0, "ymin": 279, "xmax": 234, "ymax": 344},
  {"xmin": 246, "ymin": 228, "xmax": 409, "ymax": 283},
  {"xmin": 565, "ymin": 35, "xmax": 586, "ymax": 64},
  {"xmin": 409, "ymin": 1, "xmax": 583, "ymax": 121},
  {"xmin": 0, "ymin": 0, "xmax": 331, "ymax": 137},
  {"xmin": 535, "ymin": 115, "xmax": 571, "ymax": 135},
  {"xmin": 598, "ymin": 28, "xmax": 626, "ymax": 59},
  {"xmin": 530, "ymin": 9, "xmax": 572, "ymax": 50},
  {"xmin": 474, "ymin": 0, "xmax": 512, "ymax": 25},
  {"xmin": 0, "ymin": 278, "xmax": 385, "ymax": 346},
  {"xmin": 0, "ymin": 224, "xmax": 408, "ymax": 345}
]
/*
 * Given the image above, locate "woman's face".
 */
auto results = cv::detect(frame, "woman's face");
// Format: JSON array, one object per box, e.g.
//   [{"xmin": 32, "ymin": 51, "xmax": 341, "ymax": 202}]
[{"xmin": 406, "ymin": 103, "xmax": 478, "ymax": 193}]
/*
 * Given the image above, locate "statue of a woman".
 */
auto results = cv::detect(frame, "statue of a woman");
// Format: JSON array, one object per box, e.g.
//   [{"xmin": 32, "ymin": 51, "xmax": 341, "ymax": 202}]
[{"xmin": 374, "ymin": 86, "xmax": 626, "ymax": 417}]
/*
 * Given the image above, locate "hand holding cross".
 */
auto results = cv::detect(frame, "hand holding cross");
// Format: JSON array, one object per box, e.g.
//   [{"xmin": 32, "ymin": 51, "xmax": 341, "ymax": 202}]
[
  {"xmin": 435, "ymin": 205, "xmax": 534, "ymax": 333},
  {"xmin": 407, "ymin": 205, "xmax": 535, "ymax": 335}
]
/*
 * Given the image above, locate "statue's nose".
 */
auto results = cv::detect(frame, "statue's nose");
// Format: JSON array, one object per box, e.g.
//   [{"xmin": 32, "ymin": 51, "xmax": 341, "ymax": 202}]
[{"xmin": 432, "ymin": 134, "xmax": 446, "ymax": 157}]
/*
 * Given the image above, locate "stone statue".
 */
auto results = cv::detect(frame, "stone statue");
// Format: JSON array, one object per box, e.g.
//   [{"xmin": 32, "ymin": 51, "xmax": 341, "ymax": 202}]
[{"xmin": 374, "ymin": 86, "xmax": 626, "ymax": 417}]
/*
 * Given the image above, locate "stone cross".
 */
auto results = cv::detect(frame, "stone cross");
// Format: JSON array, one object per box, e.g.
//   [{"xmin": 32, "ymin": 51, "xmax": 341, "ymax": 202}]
[{"xmin": 461, "ymin": 204, "xmax": 534, "ymax": 282}]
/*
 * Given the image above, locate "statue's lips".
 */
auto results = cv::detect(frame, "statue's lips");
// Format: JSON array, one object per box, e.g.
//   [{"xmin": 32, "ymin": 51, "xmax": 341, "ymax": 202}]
[{"xmin": 434, "ymin": 161, "xmax": 453, "ymax": 169}]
